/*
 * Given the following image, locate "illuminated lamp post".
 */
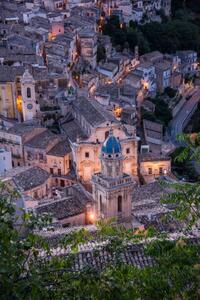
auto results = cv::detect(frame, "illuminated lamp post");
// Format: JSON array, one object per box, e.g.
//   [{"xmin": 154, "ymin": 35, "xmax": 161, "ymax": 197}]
[{"xmin": 86, "ymin": 204, "xmax": 96, "ymax": 224}]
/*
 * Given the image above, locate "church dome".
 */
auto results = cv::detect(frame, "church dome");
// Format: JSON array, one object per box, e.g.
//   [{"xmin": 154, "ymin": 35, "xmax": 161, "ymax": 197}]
[{"xmin": 101, "ymin": 130, "xmax": 121, "ymax": 155}]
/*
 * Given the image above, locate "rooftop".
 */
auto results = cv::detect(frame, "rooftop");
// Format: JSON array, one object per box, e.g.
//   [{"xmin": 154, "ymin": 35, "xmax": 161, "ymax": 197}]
[
  {"xmin": 36, "ymin": 196, "xmax": 85, "ymax": 219},
  {"xmin": 37, "ymin": 183, "xmax": 92, "ymax": 219},
  {"xmin": 73, "ymin": 97, "xmax": 117, "ymax": 128},
  {"xmin": 47, "ymin": 140, "xmax": 71, "ymax": 157},
  {"xmin": 24, "ymin": 130, "xmax": 58, "ymax": 149},
  {"xmin": 98, "ymin": 62, "xmax": 118, "ymax": 72},
  {"xmin": 0, "ymin": 66, "xmax": 25, "ymax": 82},
  {"xmin": 7, "ymin": 124, "xmax": 43, "ymax": 136},
  {"xmin": 139, "ymin": 153, "xmax": 171, "ymax": 162},
  {"xmin": 2, "ymin": 166, "xmax": 50, "ymax": 191},
  {"xmin": 143, "ymin": 119, "xmax": 163, "ymax": 134},
  {"xmin": 61, "ymin": 115, "xmax": 88, "ymax": 143}
]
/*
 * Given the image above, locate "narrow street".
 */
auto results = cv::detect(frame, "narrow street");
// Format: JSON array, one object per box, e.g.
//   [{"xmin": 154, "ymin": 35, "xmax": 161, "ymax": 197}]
[
  {"xmin": 168, "ymin": 86, "xmax": 200, "ymax": 174},
  {"xmin": 168, "ymin": 86, "xmax": 200, "ymax": 146}
]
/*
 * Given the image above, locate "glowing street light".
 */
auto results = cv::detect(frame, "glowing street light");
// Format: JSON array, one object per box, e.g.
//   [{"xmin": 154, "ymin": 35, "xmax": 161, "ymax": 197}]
[{"xmin": 88, "ymin": 212, "xmax": 95, "ymax": 223}]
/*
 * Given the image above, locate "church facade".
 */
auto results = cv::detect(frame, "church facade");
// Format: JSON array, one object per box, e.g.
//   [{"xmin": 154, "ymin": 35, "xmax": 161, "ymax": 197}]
[{"xmin": 92, "ymin": 130, "xmax": 135, "ymax": 223}]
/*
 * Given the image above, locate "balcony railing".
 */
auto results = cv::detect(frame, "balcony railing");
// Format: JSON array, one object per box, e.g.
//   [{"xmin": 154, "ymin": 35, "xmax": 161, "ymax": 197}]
[{"xmin": 92, "ymin": 174, "xmax": 133, "ymax": 189}]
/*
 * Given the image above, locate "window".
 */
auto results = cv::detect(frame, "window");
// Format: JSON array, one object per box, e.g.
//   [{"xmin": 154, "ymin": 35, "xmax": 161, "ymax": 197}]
[
  {"xmin": 85, "ymin": 152, "xmax": 89, "ymax": 158},
  {"xmin": 60, "ymin": 179, "xmax": 65, "ymax": 187},
  {"xmin": 63, "ymin": 223, "xmax": 70, "ymax": 228},
  {"xmin": 27, "ymin": 87, "xmax": 31, "ymax": 98},
  {"xmin": 99, "ymin": 195, "xmax": 103, "ymax": 213},
  {"xmin": 39, "ymin": 153, "xmax": 43, "ymax": 161},
  {"xmin": 126, "ymin": 148, "xmax": 130, "ymax": 154},
  {"xmin": 50, "ymin": 168, "xmax": 54, "ymax": 174},
  {"xmin": 58, "ymin": 168, "xmax": 61, "ymax": 175},
  {"xmin": 33, "ymin": 191, "xmax": 38, "ymax": 199},
  {"xmin": 17, "ymin": 162, "xmax": 20, "ymax": 166},
  {"xmin": 159, "ymin": 167, "xmax": 163, "ymax": 175},
  {"xmin": 117, "ymin": 195, "xmax": 122, "ymax": 213},
  {"xmin": 105, "ymin": 131, "xmax": 109, "ymax": 139},
  {"xmin": 148, "ymin": 168, "xmax": 152, "ymax": 175}
]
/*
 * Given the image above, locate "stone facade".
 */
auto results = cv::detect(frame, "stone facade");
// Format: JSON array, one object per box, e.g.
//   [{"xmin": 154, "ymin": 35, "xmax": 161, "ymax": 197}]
[
  {"xmin": 92, "ymin": 130, "xmax": 135, "ymax": 222},
  {"xmin": 73, "ymin": 124, "xmax": 138, "ymax": 181}
]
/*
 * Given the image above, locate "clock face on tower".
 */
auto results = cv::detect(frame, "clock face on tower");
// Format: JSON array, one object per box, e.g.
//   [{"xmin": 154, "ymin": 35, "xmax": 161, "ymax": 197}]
[{"xmin": 27, "ymin": 103, "xmax": 33, "ymax": 110}]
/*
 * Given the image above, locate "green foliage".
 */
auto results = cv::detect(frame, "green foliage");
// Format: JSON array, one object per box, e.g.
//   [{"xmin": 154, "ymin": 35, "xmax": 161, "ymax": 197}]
[
  {"xmin": 170, "ymin": 146, "xmax": 200, "ymax": 181},
  {"xmin": 103, "ymin": 8, "xmax": 200, "ymax": 55},
  {"xmin": 172, "ymin": 0, "xmax": 200, "ymax": 15},
  {"xmin": 140, "ymin": 20, "xmax": 200, "ymax": 54},
  {"xmin": 162, "ymin": 182, "xmax": 200, "ymax": 229},
  {"xmin": 164, "ymin": 87, "xmax": 177, "ymax": 98},
  {"xmin": 103, "ymin": 16, "xmax": 150, "ymax": 55},
  {"xmin": 143, "ymin": 96, "xmax": 172, "ymax": 127},
  {"xmin": 141, "ymin": 107, "xmax": 157, "ymax": 122},
  {"xmin": 177, "ymin": 132, "xmax": 200, "ymax": 163},
  {"xmin": 0, "ymin": 177, "xmax": 200, "ymax": 299}
]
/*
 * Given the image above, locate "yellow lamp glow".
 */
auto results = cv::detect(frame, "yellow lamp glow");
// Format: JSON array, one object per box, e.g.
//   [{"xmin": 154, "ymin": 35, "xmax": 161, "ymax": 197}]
[
  {"xmin": 88, "ymin": 212, "xmax": 95, "ymax": 223},
  {"xmin": 16, "ymin": 95, "xmax": 22, "ymax": 113}
]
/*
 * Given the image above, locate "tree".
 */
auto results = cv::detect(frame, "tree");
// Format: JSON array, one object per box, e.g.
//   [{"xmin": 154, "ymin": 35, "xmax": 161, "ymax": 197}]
[
  {"xmin": 97, "ymin": 45, "xmax": 106, "ymax": 62},
  {"xmin": 0, "ymin": 177, "xmax": 200, "ymax": 299},
  {"xmin": 164, "ymin": 87, "xmax": 177, "ymax": 98}
]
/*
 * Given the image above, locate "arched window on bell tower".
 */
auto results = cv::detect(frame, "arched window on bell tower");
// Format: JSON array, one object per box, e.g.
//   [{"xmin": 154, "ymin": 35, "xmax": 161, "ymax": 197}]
[
  {"xmin": 105, "ymin": 131, "xmax": 109, "ymax": 140},
  {"xmin": 27, "ymin": 87, "xmax": 31, "ymax": 98},
  {"xmin": 117, "ymin": 195, "xmax": 122, "ymax": 213}
]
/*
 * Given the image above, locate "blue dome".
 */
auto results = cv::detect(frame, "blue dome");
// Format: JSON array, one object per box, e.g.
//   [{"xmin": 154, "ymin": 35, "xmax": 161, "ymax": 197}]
[{"xmin": 102, "ymin": 130, "xmax": 121, "ymax": 154}]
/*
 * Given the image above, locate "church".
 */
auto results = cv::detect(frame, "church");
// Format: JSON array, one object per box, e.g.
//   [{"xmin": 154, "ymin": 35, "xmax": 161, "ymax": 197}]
[{"xmin": 92, "ymin": 129, "xmax": 135, "ymax": 225}]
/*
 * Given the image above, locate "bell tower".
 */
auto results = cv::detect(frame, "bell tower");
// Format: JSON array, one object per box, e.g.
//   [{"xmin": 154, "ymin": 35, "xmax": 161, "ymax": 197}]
[
  {"xmin": 21, "ymin": 70, "xmax": 37, "ymax": 122},
  {"xmin": 92, "ymin": 130, "xmax": 135, "ymax": 223}
]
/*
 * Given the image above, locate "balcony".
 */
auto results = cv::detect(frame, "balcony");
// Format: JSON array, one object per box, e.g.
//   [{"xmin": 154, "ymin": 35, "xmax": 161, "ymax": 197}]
[{"xmin": 92, "ymin": 173, "xmax": 133, "ymax": 189}]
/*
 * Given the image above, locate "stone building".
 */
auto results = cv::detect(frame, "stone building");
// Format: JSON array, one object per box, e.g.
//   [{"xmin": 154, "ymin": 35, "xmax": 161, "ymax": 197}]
[
  {"xmin": 36, "ymin": 183, "xmax": 93, "ymax": 227},
  {"xmin": 92, "ymin": 130, "xmax": 135, "ymax": 223},
  {"xmin": 0, "ymin": 148, "xmax": 12, "ymax": 173},
  {"xmin": 0, "ymin": 166, "xmax": 52, "ymax": 207},
  {"xmin": 0, "ymin": 123, "xmax": 45, "ymax": 167},
  {"xmin": 46, "ymin": 140, "xmax": 71, "ymax": 177},
  {"xmin": 24, "ymin": 129, "xmax": 60, "ymax": 170},
  {"xmin": 139, "ymin": 153, "xmax": 171, "ymax": 183},
  {"xmin": 61, "ymin": 97, "xmax": 139, "ymax": 182},
  {"xmin": 79, "ymin": 28, "xmax": 97, "ymax": 69}
]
